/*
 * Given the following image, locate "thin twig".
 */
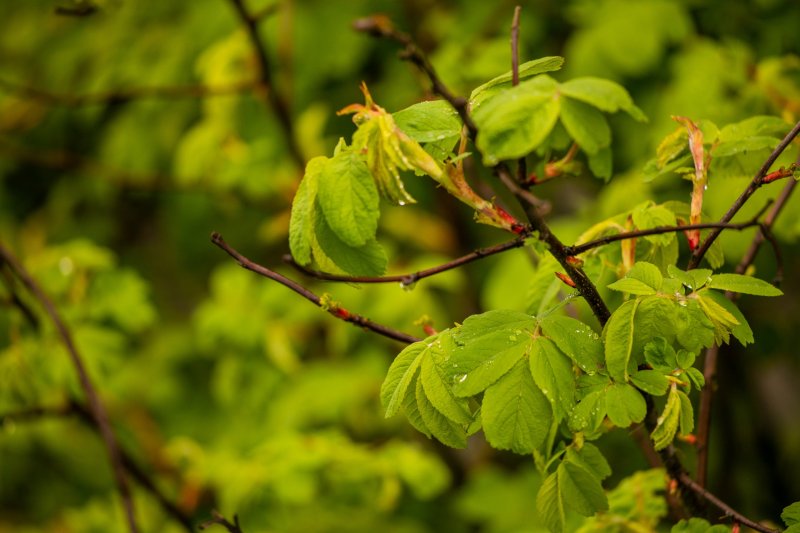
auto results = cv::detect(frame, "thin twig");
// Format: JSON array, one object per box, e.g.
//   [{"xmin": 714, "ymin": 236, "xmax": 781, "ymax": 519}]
[
  {"xmin": 687, "ymin": 119, "xmax": 800, "ymax": 268},
  {"xmin": 211, "ymin": 232, "xmax": 420, "ymax": 344},
  {"xmin": 695, "ymin": 176, "xmax": 798, "ymax": 488},
  {"xmin": 227, "ymin": 0, "xmax": 305, "ymax": 168},
  {"xmin": 352, "ymin": 15, "xmax": 478, "ymax": 139},
  {"xmin": 0, "ymin": 77, "xmax": 261, "ymax": 106},
  {"xmin": 0, "ymin": 243, "xmax": 139, "ymax": 533},
  {"xmin": 565, "ymin": 214, "xmax": 769, "ymax": 256},
  {"xmin": 0, "ymin": 400, "xmax": 194, "ymax": 531},
  {"xmin": 284, "ymin": 235, "xmax": 528, "ymax": 285},
  {"xmin": 677, "ymin": 473, "xmax": 780, "ymax": 533},
  {"xmin": 200, "ymin": 511, "xmax": 243, "ymax": 533}
]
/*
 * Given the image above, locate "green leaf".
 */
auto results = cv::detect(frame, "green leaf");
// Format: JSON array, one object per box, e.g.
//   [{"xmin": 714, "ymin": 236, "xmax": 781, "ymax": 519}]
[
  {"xmin": 559, "ymin": 77, "xmax": 647, "ymax": 122},
  {"xmin": 676, "ymin": 349, "xmax": 696, "ymax": 370},
  {"xmin": 416, "ymin": 377, "xmax": 467, "ymax": 448},
  {"xmin": 605, "ymin": 299, "xmax": 639, "ymax": 382},
  {"xmin": 392, "ymin": 100, "xmax": 461, "ymax": 143},
  {"xmin": 674, "ymin": 301, "xmax": 716, "ymax": 353},
  {"xmin": 401, "ymin": 371, "xmax": 431, "ymax": 438},
  {"xmin": 696, "ymin": 292, "xmax": 739, "ymax": 345},
  {"xmin": 482, "ymin": 358, "xmax": 552, "ymax": 454},
  {"xmin": 313, "ymin": 214, "xmax": 387, "ymax": 276},
  {"xmin": 624, "ymin": 262, "xmax": 664, "ymax": 293},
  {"xmin": 605, "ymin": 383, "xmax": 646, "ymax": 427},
  {"xmin": 667, "ymin": 265, "xmax": 712, "ymax": 291},
  {"xmin": 566, "ymin": 443, "xmax": 611, "ymax": 481},
  {"xmin": 449, "ymin": 310, "xmax": 536, "ymax": 397},
  {"xmin": 677, "ymin": 390, "xmax": 694, "ymax": 436},
  {"xmin": 633, "ymin": 204, "xmax": 677, "ymax": 246},
  {"xmin": 421, "ymin": 336, "xmax": 473, "ymax": 425},
  {"xmin": 289, "ymin": 157, "xmax": 324, "ymax": 265},
  {"xmin": 707, "ymin": 273, "xmax": 783, "ymax": 296},
  {"xmin": 470, "ymin": 56, "xmax": 565, "ymax": 105},
  {"xmin": 631, "ymin": 369, "xmax": 670, "ymax": 396},
  {"xmin": 474, "ymin": 76, "xmax": 561, "ymax": 165},
  {"xmin": 539, "ymin": 315, "xmax": 605, "ymax": 375},
  {"xmin": 588, "ymin": 146, "xmax": 613, "ymax": 180},
  {"xmin": 569, "ymin": 389, "xmax": 607, "ymax": 433},
  {"xmin": 700, "ymin": 291, "xmax": 753, "ymax": 346},
  {"xmin": 651, "ymin": 386, "xmax": 681, "ymax": 450},
  {"xmin": 381, "ymin": 337, "xmax": 429, "ymax": 417},
  {"xmin": 530, "ymin": 337, "xmax": 576, "ymax": 419},
  {"xmin": 537, "ymin": 459, "xmax": 609, "ymax": 533},
  {"xmin": 782, "ymin": 501, "xmax": 800, "ymax": 526},
  {"xmin": 559, "ymin": 97, "xmax": 611, "ymax": 155},
  {"xmin": 685, "ymin": 367, "xmax": 705, "ymax": 390},
  {"xmin": 317, "ymin": 150, "xmax": 379, "ymax": 247},
  {"xmin": 644, "ymin": 337, "xmax": 678, "ymax": 371}
]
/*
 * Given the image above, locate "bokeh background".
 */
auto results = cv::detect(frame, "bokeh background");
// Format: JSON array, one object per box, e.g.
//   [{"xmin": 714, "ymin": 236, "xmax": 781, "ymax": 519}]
[{"xmin": 1, "ymin": 0, "xmax": 800, "ymax": 531}]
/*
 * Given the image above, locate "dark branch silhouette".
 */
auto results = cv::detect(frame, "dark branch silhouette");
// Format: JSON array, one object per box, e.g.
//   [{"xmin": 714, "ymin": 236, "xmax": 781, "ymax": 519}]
[
  {"xmin": 227, "ymin": 0, "xmax": 305, "ymax": 168},
  {"xmin": 0, "ymin": 243, "xmax": 139, "ymax": 533},
  {"xmin": 211, "ymin": 232, "xmax": 420, "ymax": 344},
  {"xmin": 200, "ymin": 511, "xmax": 244, "ymax": 533}
]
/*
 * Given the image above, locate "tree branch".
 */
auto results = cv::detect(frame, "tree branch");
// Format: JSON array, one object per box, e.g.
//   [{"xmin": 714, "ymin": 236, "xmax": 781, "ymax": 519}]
[
  {"xmin": 283, "ymin": 235, "xmax": 528, "ymax": 285},
  {"xmin": 0, "ymin": 243, "xmax": 139, "ymax": 533},
  {"xmin": 352, "ymin": 15, "xmax": 478, "ymax": 139},
  {"xmin": 211, "ymin": 232, "xmax": 420, "ymax": 344},
  {"xmin": 200, "ymin": 511, "xmax": 244, "ymax": 533},
  {"xmin": 226, "ymin": 0, "xmax": 305, "ymax": 168},
  {"xmin": 695, "ymin": 176, "xmax": 798, "ymax": 489},
  {"xmin": 0, "ymin": 77, "xmax": 260, "ymax": 106},
  {"xmin": 687, "ymin": 119, "xmax": 800, "ymax": 269},
  {"xmin": 677, "ymin": 472, "xmax": 780, "ymax": 533},
  {"xmin": 565, "ymin": 210, "xmax": 770, "ymax": 257}
]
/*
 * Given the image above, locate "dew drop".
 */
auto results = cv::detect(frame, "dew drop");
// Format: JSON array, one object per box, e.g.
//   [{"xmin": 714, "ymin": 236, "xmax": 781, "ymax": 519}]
[
  {"xmin": 397, "ymin": 200, "xmax": 407, "ymax": 206},
  {"xmin": 400, "ymin": 280, "xmax": 417, "ymax": 292},
  {"xmin": 458, "ymin": 374, "xmax": 468, "ymax": 383}
]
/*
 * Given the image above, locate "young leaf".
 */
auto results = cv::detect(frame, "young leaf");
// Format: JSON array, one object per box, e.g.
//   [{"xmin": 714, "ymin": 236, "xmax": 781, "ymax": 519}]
[
  {"xmin": 605, "ymin": 299, "xmax": 639, "ymax": 382},
  {"xmin": 782, "ymin": 501, "xmax": 800, "ymax": 528},
  {"xmin": 537, "ymin": 459, "xmax": 609, "ymax": 533},
  {"xmin": 481, "ymin": 358, "xmax": 553, "ymax": 454},
  {"xmin": 631, "ymin": 369, "xmax": 670, "ymax": 396},
  {"xmin": 313, "ymin": 214, "xmax": 387, "ymax": 276},
  {"xmin": 671, "ymin": 518, "xmax": 730, "ymax": 533},
  {"xmin": 667, "ymin": 265, "xmax": 712, "ymax": 291},
  {"xmin": 677, "ymin": 390, "xmax": 694, "ymax": 436},
  {"xmin": 539, "ymin": 315, "xmax": 605, "ymax": 374},
  {"xmin": 449, "ymin": 310, "xmax": 536, "ymax": 397},
  {"xmin": 674, "ymin": 301, "xmax": 716, "ymax": 353},
  {"xmin": 392, "ymin": 100, "xmax": 461, "ymax": 144},
  {"xmin": 289, "ymin": 157, "xmax": 325, "ymax": 265},
  {"xmin": 473, "ymin": 76, "xmax": 561, "ymax": 165},
  {"xmin": 381, "ymin": 337, "xmax": 429, "ymax": 417},
  {"xmin": 707, "ymin": 273, "xmax": 783, "ymax": 296},
  {"xmin": 559, "ymin": 97, "xmax": 611, "ymax": 155},
  {"xmin": 608, "ymin": 262, "xmax": 663, "ymax": 295},
  {"xmin": 651, "ymin": 385, "xmax": 681, "ymax": 450},
  {"xmin": 559, "ymin": 77, "xmax": 647, "ymax": 122},
  {"xmin": 530, "ymin": 337, "xmax": 576, "ymax": 419},
  {"xmin": 470, "ymin": 56, "xmax": 564, "ymax": 105},
  {"xmin": 421, "ymin": 336, "xmax": 473, "ymax": 425},
  {"xmin": 569, "ymin": 388, "xmax": 607, "ymax": 433},
  {"xmin": 415, "ymin": 377, "xmax": 467, "ymax": 448},
  {"xmin": 588, "ymin": 146, "xmax": 613, "ymax": 180},
  {"xmin": 566, "ymin": 443, "xmax": 612, "ymax": 481},
  {"xmin": 632, "ymin": 204, "xmax": 677, "ymax": 246},
  {"xmin": 685, "ymin": 367, "xmax": 705, "ymax": 390},
  {"xmin": 317, "ymin": 150, "xmax": 379, "ymax": 247},
  {"xmin": 605, "ymin": 383, "xmax": 646, "ymax": 427},
  {"xmin": 644, "ymin": 337, "xmax": 678, "ymax": 371}
]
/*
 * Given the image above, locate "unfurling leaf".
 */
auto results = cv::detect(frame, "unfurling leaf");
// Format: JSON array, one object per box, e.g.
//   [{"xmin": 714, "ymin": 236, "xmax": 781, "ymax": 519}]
[
  {"xmin": 672, "ymin": 116, "xmax": 708, "ymax": 250},
  {"xmin": 651, "ymin": 385, "xmax": 681, "ymax": 450}
]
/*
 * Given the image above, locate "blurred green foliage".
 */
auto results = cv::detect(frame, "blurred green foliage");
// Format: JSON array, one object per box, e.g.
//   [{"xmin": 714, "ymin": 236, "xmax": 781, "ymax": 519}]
[{"xmin": 1, "ymin": 0, "xmax": 800, "ymax": 531}]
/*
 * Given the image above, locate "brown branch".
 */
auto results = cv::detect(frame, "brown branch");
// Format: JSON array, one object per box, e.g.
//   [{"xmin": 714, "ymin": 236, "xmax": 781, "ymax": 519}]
[
  {"xmin": 227, "ymin": 0, "xmax": 305, "ymax": 168},
  {"xmin": 1, "ymin": 400, "xmax": 194, "ymax": 531},
  {"xmin": 200, "ymin": 511, "xmax": 243, "ymax": 533},
  {"xmin": 695, "ymin": 176, "xmax": 798, "ymax": 489},
  {"xmin": 352, "ymin": 15, "xmax": 478, "ymax": 139},
  {"xmin": 687, "ymin": 119, "xmax": 800, "ymax": 269},
  {"xmin": 677, "ymin": 472, "xmax": 780, "ymax": 533},
  {"xmin": 211, "ymin": 232, "xmax": 420, "ymax": 344},
  {"xmin": 565, "ymin": 212, "xmax": 769, "ymax": 257},
  {"xmin": 0, "ymin": 77, "xmax": 261, "ymax": 106},
  {"xmin": 0, "ymin": 243, "xmax": 139, "ymax": 533},
  {"xmin": 284, "ymin": 235, "xmax": 528, "ymax": 285}
]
